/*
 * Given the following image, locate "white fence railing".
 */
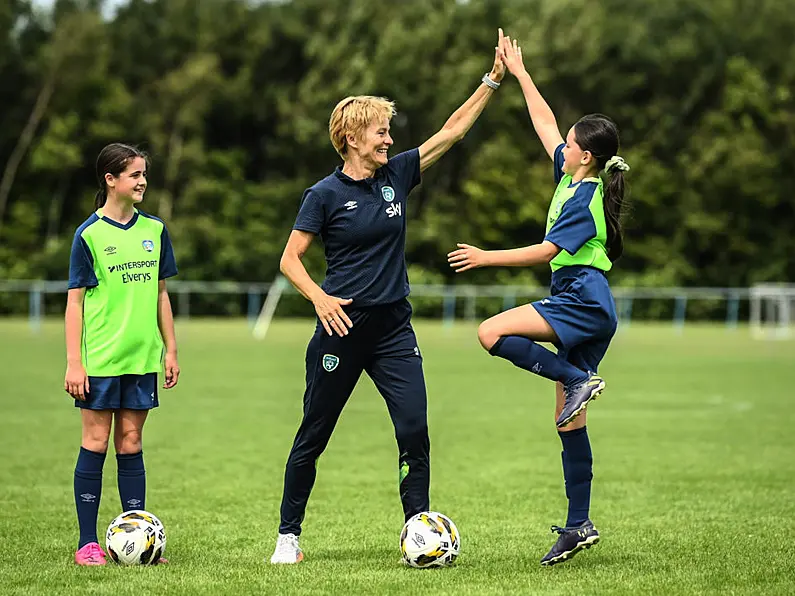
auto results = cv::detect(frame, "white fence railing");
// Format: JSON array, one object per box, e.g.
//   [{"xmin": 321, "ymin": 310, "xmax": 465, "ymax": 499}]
[{"xmin": 3, "ymin": 279, "xmax": 788, "ymax": 336}]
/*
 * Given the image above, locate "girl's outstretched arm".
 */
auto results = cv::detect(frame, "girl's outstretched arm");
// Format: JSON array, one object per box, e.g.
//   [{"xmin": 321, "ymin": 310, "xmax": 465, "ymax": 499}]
[{"xmin": 448, "ymin": 241, "xmax": 561, "ymax": 272}]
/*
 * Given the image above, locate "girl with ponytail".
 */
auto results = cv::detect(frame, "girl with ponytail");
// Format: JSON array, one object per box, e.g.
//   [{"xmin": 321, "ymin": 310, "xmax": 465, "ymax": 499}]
[
  {"xmin": 66, "ymin": 143, "xmax": 179, "ymax": 565},
  {"xmin": 447, "ymin": 35, "xmax": 630, "ymax": 567}
]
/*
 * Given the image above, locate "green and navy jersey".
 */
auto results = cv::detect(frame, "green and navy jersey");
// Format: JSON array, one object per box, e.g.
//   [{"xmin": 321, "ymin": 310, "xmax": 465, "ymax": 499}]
[
  {"xmin": 545, "ymin": 143, "xmax": 612, "ymax": 272},
  {"xmin": 68, "ymin": 208, "xmax": 178, "ymax": 376},
  {"xmin": 293, "ymin": 149, "xmax": 421, "ymax": 307}
]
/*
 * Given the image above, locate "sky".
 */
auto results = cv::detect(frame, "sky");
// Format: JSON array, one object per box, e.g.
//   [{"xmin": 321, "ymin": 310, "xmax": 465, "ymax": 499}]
[
  {"xmin": 31, "ymin": 0, "xmax": 130, "ymax": 19},
  {"xmin": 30, "ymin": 0, "xmax": 286, "ymax": 17}
]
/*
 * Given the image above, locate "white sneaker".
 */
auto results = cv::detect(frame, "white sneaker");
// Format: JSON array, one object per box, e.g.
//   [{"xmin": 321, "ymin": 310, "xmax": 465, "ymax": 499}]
[{"xmin": 269, "ymin": 533, "xmax": 304, "ymax": 564}]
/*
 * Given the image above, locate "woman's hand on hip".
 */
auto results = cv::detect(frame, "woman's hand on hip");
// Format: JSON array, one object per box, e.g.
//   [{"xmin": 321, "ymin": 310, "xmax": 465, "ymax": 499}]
[{"xmin": 313, "ymin": 293, "xmax": 354, "ymax": 337}]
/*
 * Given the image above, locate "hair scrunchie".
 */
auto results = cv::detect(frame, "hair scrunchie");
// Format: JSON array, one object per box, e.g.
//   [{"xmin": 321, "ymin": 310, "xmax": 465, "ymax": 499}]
[{"xmin": 605, "ymin": 155, "xmax": 630, "ymax": 173}]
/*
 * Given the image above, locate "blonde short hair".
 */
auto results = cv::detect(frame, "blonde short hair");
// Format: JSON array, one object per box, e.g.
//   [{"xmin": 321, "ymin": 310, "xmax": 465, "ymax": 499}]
[{"xmin": 329, "ymin": 96, "xmax": 396, "ymax": 158}]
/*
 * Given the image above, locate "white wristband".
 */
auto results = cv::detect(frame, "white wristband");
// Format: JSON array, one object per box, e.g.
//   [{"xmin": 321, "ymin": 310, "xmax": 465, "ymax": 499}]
[{"xmin": 481, "ymin": 73, "xmax": 500, "ymax": 90}]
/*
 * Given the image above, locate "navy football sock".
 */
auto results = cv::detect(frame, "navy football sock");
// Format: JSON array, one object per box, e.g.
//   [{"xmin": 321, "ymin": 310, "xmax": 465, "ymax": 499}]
[
  {"xmin": 559, "ymin": 426, "xmax": 593, "ymax": 527},
  {"xmin": 74, "ymin": 447, "xmax": 106, "ymax": 548},
  {"xmin": 117, "ymin": 451, "xmax": 146, "ymax": 511},
  {"xmin": 490, "ymin": 336, "xmax": 588, "ymax": 387}
]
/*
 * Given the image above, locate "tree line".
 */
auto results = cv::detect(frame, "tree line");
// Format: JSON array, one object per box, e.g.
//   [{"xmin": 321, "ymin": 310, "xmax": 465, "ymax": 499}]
[{"xmin": 1, "ymin": 0, "xmax": 793, "ymax": 310}]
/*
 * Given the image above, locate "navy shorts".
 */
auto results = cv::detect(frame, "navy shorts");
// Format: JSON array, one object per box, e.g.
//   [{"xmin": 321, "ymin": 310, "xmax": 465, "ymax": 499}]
[
  {"xmin": 533, "ymin": 266, "xmax": 618, "ymax": 373},
  {"xmin": 74, "ymin": 373, "xmax": 159, "ymax": 410}
]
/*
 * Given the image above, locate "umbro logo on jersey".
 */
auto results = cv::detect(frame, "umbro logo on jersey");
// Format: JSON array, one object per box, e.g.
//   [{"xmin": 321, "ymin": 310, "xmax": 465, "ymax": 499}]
[
  {"xmin": 104, "ymin": 246, "xmax": 117, "ymax": 255},
  {"xmin": 386, "ymin": 203, "xmax": 402, "ymax": 218},
  {"xmin": 142, "ymin": 239, "xmax": 155, "ymax": 252},
  {"xmin": 344, "ymin": 201, "xmax": 358, "ymax": 210},
  {"xmin": 381, "ymin": 186, "xmax": 395, "ymax": 202}
]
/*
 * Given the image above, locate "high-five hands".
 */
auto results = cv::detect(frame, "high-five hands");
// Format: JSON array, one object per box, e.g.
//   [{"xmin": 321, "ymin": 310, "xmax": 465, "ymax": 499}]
[
  {"xmin": 489, "ymin": 28, "xmax": 507, "ymax": 83},
  {"xmin": 497, "ymin": 32, "xmax": 528, "ymax": 78}
]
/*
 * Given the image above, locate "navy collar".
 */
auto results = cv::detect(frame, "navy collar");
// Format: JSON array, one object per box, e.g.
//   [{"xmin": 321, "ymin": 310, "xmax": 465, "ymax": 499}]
[
  {"xmin": 333, "ymin": 165, "xmax": 382, "ymax": 186},
  {"xmin": 567, "ymin": 176, "xmax": 602, "ymax": 189},
  {"xmin": 97, "ymin": 208, "xmax": 139, "ymax": 230}
]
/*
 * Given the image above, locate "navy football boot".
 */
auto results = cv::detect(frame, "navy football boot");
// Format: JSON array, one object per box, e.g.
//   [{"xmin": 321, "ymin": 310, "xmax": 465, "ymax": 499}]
[
  {"xmin": 556, "ymin": 374, "xmax": 605, "ymax": 428},
  {"xmin": 540, "ymin": 520, "xmax": 600, "ymax": 566}
]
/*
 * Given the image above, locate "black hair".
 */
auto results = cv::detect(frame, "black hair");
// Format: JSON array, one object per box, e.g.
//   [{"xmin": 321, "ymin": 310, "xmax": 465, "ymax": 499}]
[
  {"xmin": 94, "ymin": 143, "xmax": 148, "ymax": 210},
  {"xmin": 573, "ymin": 114, "xmax": 628, "ymax": 261}
]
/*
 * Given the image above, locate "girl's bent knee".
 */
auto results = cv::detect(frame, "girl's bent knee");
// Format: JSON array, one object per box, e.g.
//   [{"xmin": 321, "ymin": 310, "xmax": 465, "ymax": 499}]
[{"xmin": 477, "ymin": 322, "xmax": 499, "ymax": 351}]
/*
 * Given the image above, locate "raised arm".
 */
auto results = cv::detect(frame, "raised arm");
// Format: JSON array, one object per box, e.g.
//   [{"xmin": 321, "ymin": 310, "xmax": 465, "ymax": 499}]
[
  {"xmin": 280, "ymin": 230, "xmax": 353, "ymax": 337},
  {"xmin": 499, "ymin": 36, "xmax": 564, "ymax": 160},
  {"xmin": 418, "ymin": 29, "xmax": 506, "ymax": 172}
]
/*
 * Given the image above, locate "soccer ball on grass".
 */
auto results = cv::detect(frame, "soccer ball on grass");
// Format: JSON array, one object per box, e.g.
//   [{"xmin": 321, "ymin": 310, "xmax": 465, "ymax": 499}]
[
  {"xmin": 105, "ymin": 510, "xmax": 166, "ymax": 565},
  {"xmin": 400, "ymin": 511, "xmax": 460, "ymax": 568}
]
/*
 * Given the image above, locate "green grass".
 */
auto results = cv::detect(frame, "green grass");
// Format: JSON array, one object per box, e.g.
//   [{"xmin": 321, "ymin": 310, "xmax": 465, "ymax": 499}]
[{"xmin": 1, "ymin": 319, "xmax": 793, "ymax": 595}]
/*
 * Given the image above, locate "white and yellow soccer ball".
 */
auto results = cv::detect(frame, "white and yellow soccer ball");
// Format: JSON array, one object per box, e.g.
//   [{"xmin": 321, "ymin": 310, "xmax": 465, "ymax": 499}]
[
  {"xmin": 400, "ymin": 511, "xmax": 460, "ymax": 568},
  {"xmin": 105, "ymin": 510, "xmax": 166, "ymax": 565}
]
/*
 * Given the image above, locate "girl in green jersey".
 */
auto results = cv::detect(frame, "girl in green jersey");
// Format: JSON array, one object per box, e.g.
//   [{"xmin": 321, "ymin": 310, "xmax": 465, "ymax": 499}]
[{"xmin": 65, "ymin": 143, "xmax": 180, "ymax": 565}]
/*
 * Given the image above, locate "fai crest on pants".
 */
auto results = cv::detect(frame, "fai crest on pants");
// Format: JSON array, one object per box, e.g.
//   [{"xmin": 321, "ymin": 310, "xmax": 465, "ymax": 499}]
[{"xmin": 322, "ymin": 354, "xmax": 339, "ymax": 372}]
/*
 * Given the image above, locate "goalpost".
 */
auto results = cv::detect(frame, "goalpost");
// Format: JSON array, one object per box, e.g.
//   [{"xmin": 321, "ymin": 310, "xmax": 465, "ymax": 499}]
[
  {"xmin": 252, "ymin": 275, "xmax": 290, "ymax": 340},
  {"xmin": 749, "ymin": 283, "xmax": 795, "ymax": 340}
]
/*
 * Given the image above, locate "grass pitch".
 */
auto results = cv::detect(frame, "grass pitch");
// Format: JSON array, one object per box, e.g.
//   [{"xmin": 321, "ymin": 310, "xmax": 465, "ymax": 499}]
[{"xmin": 0, "ymin": 319, "xmax": 793, "ymax": 595}]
